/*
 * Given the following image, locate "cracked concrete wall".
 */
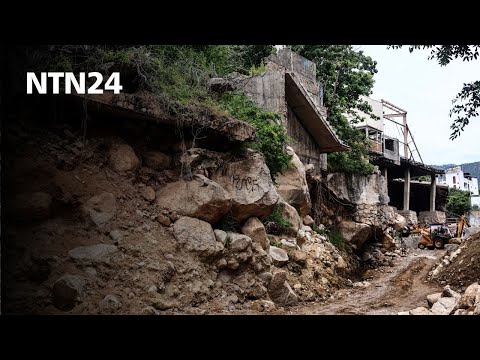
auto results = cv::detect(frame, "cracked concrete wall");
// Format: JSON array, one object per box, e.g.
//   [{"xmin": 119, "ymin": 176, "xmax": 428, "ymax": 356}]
[
  {"xmin": 241, "ymin": 71, "xmax": 328, "ymax": 171},
  {"xmin": 266, "ymin": 48, "xmax": 322, "ymax": 108},
  {"xmin": 241, "ymin": 71, "xmax": 287, "ymax": 124}
]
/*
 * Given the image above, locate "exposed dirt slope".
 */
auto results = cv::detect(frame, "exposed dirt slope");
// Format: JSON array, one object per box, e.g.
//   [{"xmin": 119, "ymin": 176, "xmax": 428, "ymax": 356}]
[
  {"xmin": 434, "ymin": 232, "xmax": 480, "ymax": 289},
  {"xmin": 3, "ymin": 122, "xmax": 357, "ymax": 314}
]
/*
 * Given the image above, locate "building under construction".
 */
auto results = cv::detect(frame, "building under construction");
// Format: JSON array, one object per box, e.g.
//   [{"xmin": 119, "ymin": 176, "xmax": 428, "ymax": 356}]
[{"xmin": 352, "ymin": 96, "xmax": 447, "ymax": 224}]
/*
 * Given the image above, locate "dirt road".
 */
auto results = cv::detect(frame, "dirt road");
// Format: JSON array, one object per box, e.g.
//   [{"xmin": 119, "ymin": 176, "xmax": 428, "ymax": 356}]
[{"xmin": 281, "ymin": 249, "xmax": 446, "ymax": 315}]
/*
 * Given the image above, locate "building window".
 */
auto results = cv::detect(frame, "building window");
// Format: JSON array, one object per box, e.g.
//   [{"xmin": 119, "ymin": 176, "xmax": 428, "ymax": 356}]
[
  {"xmin": 453, "ymin": 176, "xmax": 456, "ymax": 184},
  {"xmin": 385, "ymin": 138, "xmax": 394, "ymax": 151}
]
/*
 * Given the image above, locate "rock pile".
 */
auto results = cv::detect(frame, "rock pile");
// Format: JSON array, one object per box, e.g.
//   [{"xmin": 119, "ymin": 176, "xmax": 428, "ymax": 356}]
[{"xmin": 399, "ymin": 283, "xmax": 480, "ymax": 315}]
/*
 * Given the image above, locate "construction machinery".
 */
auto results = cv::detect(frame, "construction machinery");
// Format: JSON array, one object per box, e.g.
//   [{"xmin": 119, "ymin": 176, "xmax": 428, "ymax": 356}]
[
  {"xmin": 401, "ymin": 224, "xmax": 426, "ymax": 237},
  {"xmin": 417, "ymin": 215, "xmax": 470, "ymax": 249}
]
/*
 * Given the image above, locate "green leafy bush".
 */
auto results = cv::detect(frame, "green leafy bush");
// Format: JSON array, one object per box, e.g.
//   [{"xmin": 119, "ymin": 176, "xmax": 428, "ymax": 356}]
[
  {"xmin": 263, "ymin": 204, "xmax": 298, "ymax": 236},
  {"xmin": 446, "ymin": 188, "xmax": 472, "ymax": 215},
  {"xmin": 289, "ymin": 45, "xmax": 378, "ymax": 175},
  {"xmin": 263, "ymin": 205, "xmax": 292, "ymax": 229},
  {"xmin": 328, "ymin": 228, "xmax": 347, "ymax": 250},
  {"xmin": 219, "ymin": 93, "xmax": 292, "ymax": 177}
]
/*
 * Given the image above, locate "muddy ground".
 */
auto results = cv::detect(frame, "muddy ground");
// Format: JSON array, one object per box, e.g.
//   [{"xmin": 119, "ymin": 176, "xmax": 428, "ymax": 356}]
[{"xmin": 270, "ymin": 249, "xmax": 445, "ymax": 315}]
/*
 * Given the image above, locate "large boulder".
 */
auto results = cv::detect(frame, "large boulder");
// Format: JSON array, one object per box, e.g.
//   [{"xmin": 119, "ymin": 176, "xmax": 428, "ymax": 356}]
[
  {"xmin": 290, "ymin": 250, "xmax": 307, "ymax": 267},
  {"xmin": 241, "ymin": 217, "xmax": 268, "ymax": 250},
  {"xmin": 208, "ymin": 77, "xmax": 234, "ymax": 93},
  {"xmin": 338, "ymin": 220, "xmax": 373, "ymax": 248},
  {"xmin": 268, "ymin": 270, "xmax": 298, "ymax": 307},
  {"xmin": 143, "ymin": 151, "xmax": 171, "ymax": 170},
  {"xmin": 459, "ymin": 283, "xmax": 480, "ymax": 309},
  {"xmin": 380, "ymin": 231, "xmax": 396, "ymax": 251},
  {"xmin": 418, "ymin": 211, "xmax": 446, "ymax": 225},
  {"xmin": 141, "ymin": 186, "xmax": 156, "ymax": 202},
  {"xmin": 83, "ymin": 192, "xmax": 116, "ymax": 227},
  {"xmin": 303, "ymin": 215, "xmax": 315, "ymax": 227},
  {"xmin": 393, "ymin": 213, "xmax": 407, "ymax": 231},
  {"xmin": 427, "ymin": 293, "xmax": 442, "ymax": 308},
  {"xmin": 442, "ymin": 285, "xmax": 461, "ymax": 301},
  {"xmin": 109, "ymin": 143, "xmax": 139, "ymax": 173},
  {"xmin": 227, "ymin": 233, "xmax": 253, "ymax": 253},
  {"xmin": 173, "ymin": 217, "xmax": 224, "ymax": 260},
  {"xmin": 431, "ymin": 297, "xmax": 457, "ymax": 315},
  {"xmin": 275, "ymin": 146, "xmax": 311, "ymax": 217},
  {"xmin": 409, "ymin": 307, "xmax": 432, "ymax": 315},
  {"xmin": 398, "ymin": 210, "xmax": 418, "ymax": 226},
  {"xmin": 222, "ymin": 233, "xmax": 254, "ymax": 269},
  {"xmin": 9, "ymin": 192, "xmax": 52, "ymax": 222},
  {"xmin": 277, "ymin": 200, "xmax": 302, "ymax": 233},
  {"xmin": 327, "ymin": 172, "xmax": 389, "ymax": 206},
  {"xmin": 52, "ymin": 274, "xmax": 85, "ymax": 311},
  {"xmin": 268, "ymin": 246, "xmax": 289, "ymax": 267},
  {"xmin": 212, "ymin": 152, "xmax": 279, "ymax": 221},
  {"xmin": 156, "ymin": 175, "xmax": 231, "ymax": 224}
]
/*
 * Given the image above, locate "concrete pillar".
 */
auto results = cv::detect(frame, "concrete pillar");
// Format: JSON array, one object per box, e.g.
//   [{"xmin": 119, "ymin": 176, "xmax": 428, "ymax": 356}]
[
  {"xmin": 403, "ymin": 168, "xmax": 410, "ymax": 211},
  {"xmin": 382, "ymin": 167, "xmax": 388, "ymax": 183},
  {"xmin": 430, "ymin": 175, "xmax": 436, "ymax": 211},
  {"xmin": 403, "ymin": 114, "xmax": 408, "ymax": 158}
]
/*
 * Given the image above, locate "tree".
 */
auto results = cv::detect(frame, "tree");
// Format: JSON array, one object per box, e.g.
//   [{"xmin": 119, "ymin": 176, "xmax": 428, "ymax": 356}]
[
  {"xmin": 389, "ymin": 45, "xmax": 480, "ymax": 140},
  {"xmin": 446, "ymin": 188, "xmax": 472, "ymax": 215},
  {"xmin": 289, "ymin": 45, "xmax": 378, "ymax": 174},
  {"xmin": 232, "ymin": 45, "xmax": 275, "ymax": 70}
]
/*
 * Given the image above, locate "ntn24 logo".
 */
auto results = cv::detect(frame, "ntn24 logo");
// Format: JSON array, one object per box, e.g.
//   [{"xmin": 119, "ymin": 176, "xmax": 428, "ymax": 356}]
[{"xmin": 27, "ymin": 72, "xmax": 122, "ymax": 94}]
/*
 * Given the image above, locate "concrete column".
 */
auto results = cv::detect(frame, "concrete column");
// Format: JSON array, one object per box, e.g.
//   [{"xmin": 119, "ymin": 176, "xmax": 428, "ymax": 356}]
[
  {"xmin": 430, "ymin": 175, "xmax": 436, "ymax": 211},
  {"xmin": 403, "ymin": 167, "xmax": 410, "ymax": 210},
  {"xmin": 403, "ymin": 114, "xmax": 408, "ymax": 158},
  {"xmin": 382, "ymin": 167, "xmax": 388, "ymax": 183}
]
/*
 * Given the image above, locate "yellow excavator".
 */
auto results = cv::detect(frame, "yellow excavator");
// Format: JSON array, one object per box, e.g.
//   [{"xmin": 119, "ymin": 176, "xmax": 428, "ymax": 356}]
[{"xmin": 417, "ymin": 215, "xmax": 470, "ymax": 250}]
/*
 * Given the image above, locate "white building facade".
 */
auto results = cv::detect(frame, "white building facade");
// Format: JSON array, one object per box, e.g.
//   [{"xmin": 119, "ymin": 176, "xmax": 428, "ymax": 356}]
[{"xmin": 436, "ymin": 165, "xmax": 479, "ymax": 207}]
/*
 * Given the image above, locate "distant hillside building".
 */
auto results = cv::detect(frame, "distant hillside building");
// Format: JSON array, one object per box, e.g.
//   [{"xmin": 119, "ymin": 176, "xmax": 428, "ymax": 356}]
[
  {"xmin": 436, "ymin": 166, "xmax": 479, "ymax": 195},
  {"xmin": 437, "ymin": 165, "xmax": 480, "ymax": 208}
]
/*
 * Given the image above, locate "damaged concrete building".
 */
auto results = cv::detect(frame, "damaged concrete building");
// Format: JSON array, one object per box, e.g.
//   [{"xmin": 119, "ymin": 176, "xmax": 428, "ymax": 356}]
[
  {"xmin": 352, "ymin": 97, "xmax": 448, "ymax": 225},
  {"xmin": 240, "ymin": 48, "xmax": 349, "ymax": 172},
  {"xmin": 240, "ymin": 48, "xmax": 447, "ymax": 226}
]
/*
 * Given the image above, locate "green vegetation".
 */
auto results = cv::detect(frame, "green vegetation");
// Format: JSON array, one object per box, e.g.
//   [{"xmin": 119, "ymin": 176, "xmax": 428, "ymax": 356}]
[
  {"xmin": 263, "ymin": 205, "xmax": 292, "ymax": 228},
  {"xmin": 25, "ymin": 45, "xmax": 293, "ymax": 176},
  {"xmin": 29, "ymin": 45, "xmax": 274, "ymax": 104},
  {"xmin": 219, "ymin": 93, "xmax": 291, "ymax": 177},
  {"xmin": 417, "ymin": 175, "xmax": 432, "ymax": 182},
  {"xmin": 446, "ymin": 188, "xmax": 472, "ymax": 215},
  {"xmin": 268, "ymin": 236, "xmax": 282, "ymax": 248},
  {"xmin": 249, "ymin": 62, "xmax": 266, "ymax": 76},
  {"xmin": 312, "ymin": 224, "xmax": 328, "ymax": 236},
  {"xmin": 328, "ymin": 228, "xmax": 347, "ymax": 250},
  {"xmin": 25, "ymin": 44, "xmax": 382, "ymax": 177},
  {"xmin": 263, "ymin": 205, "xmax": 294, "ymax": 236},
  {"xmin": 289, "ymin": 45, "xmax": 377, "ymax": 175}
]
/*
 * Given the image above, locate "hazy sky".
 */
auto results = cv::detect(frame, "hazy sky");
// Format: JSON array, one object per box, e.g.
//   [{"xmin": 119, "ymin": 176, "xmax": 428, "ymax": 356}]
[{"xmin": 360, "ymin": 45, "xmax": 480, "ymax": 165}]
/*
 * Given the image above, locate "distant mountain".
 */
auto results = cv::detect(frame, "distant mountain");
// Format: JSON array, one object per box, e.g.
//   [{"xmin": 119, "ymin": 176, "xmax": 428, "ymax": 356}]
[{"xmin": 432, "ymin": 161, "xmax": 480, "ymax": 180}]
